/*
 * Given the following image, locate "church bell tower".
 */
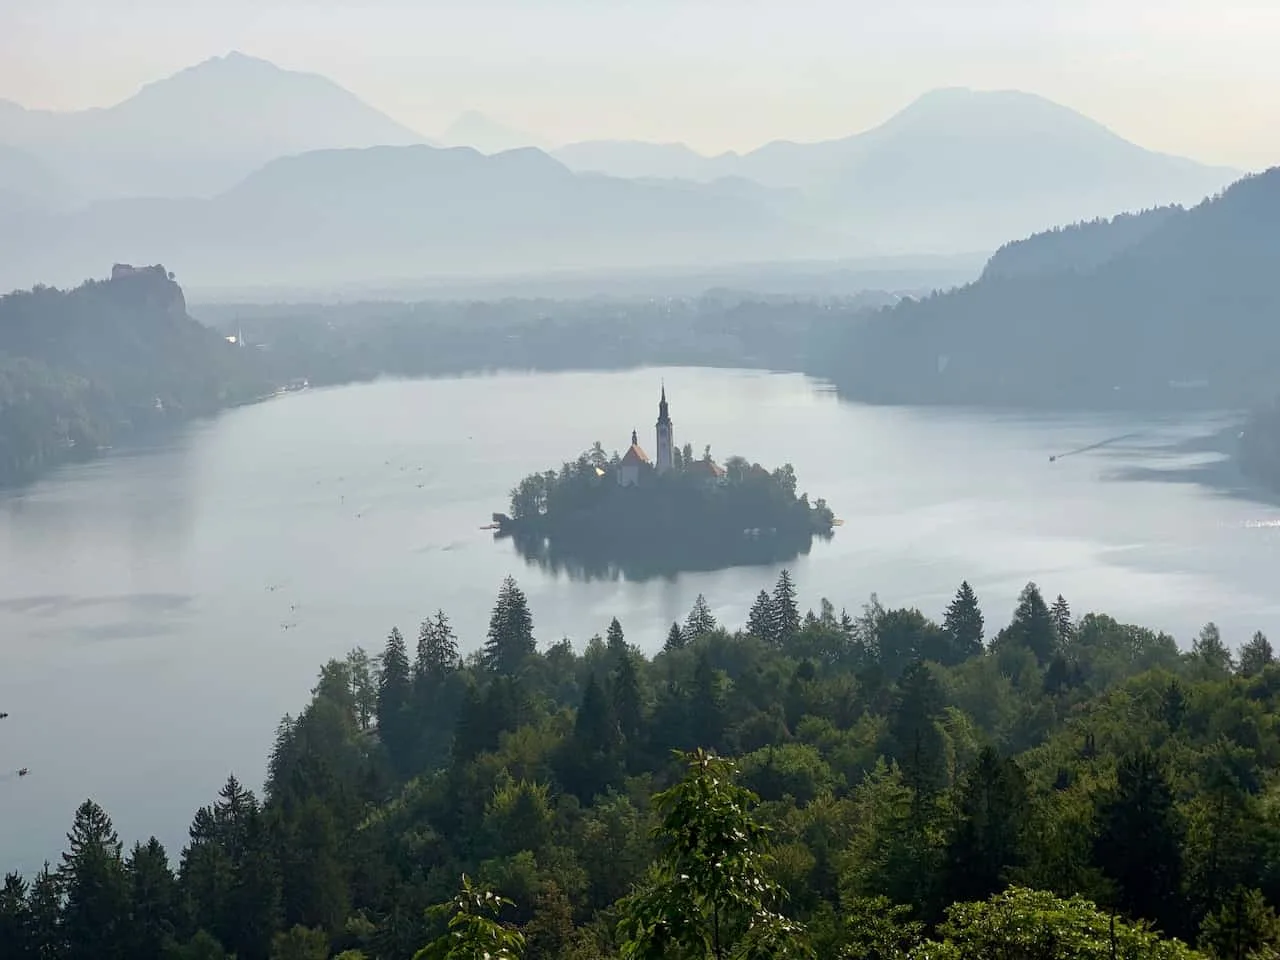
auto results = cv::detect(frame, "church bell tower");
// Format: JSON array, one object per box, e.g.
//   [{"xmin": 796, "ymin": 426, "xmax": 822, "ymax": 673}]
[{"xmin": 655, "ymin": 383, "xmax": 674, "ymax": 474}]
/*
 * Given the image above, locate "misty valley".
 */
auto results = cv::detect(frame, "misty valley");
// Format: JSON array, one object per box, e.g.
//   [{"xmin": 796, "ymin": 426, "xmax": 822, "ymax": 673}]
[{"xmin": 4, "ymin": 40, "xmax": 1280, "ymax": 960}]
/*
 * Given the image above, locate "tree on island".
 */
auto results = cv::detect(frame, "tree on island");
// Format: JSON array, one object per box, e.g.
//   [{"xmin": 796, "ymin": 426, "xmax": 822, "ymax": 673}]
[{"xmin": 483, "ymin": 577, "xmax": 536, "ymax": 676}]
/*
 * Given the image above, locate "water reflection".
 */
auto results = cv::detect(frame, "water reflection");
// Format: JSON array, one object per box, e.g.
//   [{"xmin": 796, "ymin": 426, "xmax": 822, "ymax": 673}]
[{"xmin": 501, "ymin": 526, "xmax": 826, "ymax": 582}]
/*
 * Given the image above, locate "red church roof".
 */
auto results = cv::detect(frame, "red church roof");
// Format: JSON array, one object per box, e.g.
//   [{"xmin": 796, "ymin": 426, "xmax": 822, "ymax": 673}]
[
  {"xmin": 621, "ymin": 443, "xmax": 650, "ymax": 466},
  {"xmin": 689, "ymin": 457, "xmax": 726, "ymax": 478}
]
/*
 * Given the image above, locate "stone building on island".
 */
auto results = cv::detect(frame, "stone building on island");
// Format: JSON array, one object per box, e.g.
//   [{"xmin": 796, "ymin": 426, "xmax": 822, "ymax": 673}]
[{"xmin": 616, "ymin": 385, "xmax": 723, "ymax": 487}]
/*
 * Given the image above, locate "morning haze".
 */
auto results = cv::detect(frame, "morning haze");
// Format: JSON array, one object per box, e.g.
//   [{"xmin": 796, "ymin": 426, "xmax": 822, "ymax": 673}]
[{"xmin": 7, "ymin": 3, "xmax": 1280, "ymax": 958}]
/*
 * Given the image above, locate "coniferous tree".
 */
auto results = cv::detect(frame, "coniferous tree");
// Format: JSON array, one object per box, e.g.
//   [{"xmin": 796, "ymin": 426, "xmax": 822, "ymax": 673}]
[
  {"xmin": 344, "ymin": 648, "xmax": 378, "ymax": 732},
  {"xmin": 1194, "ymin": 622, "xmax": 1235, "ymax": 675},
  {"xmin": 482, "ymin": 576, "xmax": 536, "ymax": 675},
  {"xmin": 279, "ymin": 799, "xmax": 348, "ymax": 934},
  {"xmin": 611, "ymin": 650, "xmax": 644, "ymax": 752},
  {"xmin": 886, "ymin": 661, "xmax": 949, "ymax": 798},
  {"xmin": 416, "ymin": 610, "xmax": 459, "ymax": 685},
  {"xmin": 1095, "ymin": 750, "xmax": 1185, "ymax": 936},
  {"xmin": 606, "ymin": 617, "xmax": 627, "ymax": 659},
  {"xmin": 60, "ymin": 799, "xmax": 132, "ymax": 960},
  {"xmin": 377, "ymin": 627, "xmax": 413, "ymax": 766},
  {"xmin": 0, "ymin": 873, "xmax": 33, "ymax": 960},
  {"xmin": 941, "ymin": 748, "xmax": 1031, "ymax": 904},
  {"xmin": 563, "ymin": 674, "xmax": 623, "ymax": 801},
  {"xmin": 683, "ymin": 594, "xmax": 718, "ymax": 640},
  {"xmin": 746, "ymin": 590, "xmax": 775, "ymax": 643},
  {"xmin": 1239, "ymin": 630, "xmax": 1274, "ymax": 678},
  {"xmin": 1050, "ymin": 594, "xmax": 1073, "ymax": 644},
  {"xmin": 943, "ymin": 581, "xmax": 985, "ymax": 661},
  {"xmin": 664, "ymin": 621, "xmax": 686, "ymax": 652},
  {"xmin": 125, "ymin": 838, "xmax": 179, "ymax": 960},
  {"xmin": 26, "ymin": 866, "xmax": 63, "ymax": 960},
  {"xmin": 689, "ymin": 653, "xmax": 726, "ymax": 751},
  {"xmin": 772, "ymin": 569, "xmax": 801, "ymax": 644},
  {"xmin": 451, "ymin": 681, "xmax": 488, "ymax": 767},
  {"xmin": 1006, "ymin": 582, "xmax": 1058, "ymax": 665}
]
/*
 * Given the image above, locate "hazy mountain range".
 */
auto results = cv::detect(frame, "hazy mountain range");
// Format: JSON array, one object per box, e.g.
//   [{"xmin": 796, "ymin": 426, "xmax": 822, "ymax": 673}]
[{"xmin": 0, "ymin": 53, "xmax": 1248, "ymax": 292}]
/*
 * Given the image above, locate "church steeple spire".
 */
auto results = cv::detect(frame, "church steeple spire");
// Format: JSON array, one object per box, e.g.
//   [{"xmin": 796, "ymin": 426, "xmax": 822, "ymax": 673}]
[{"xmin": 655, "ymin": 382, "xmax": 674, "ymax": 474}]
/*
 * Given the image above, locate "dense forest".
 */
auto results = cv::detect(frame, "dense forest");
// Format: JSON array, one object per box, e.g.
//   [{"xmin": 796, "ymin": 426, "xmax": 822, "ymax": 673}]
[
  {"xmin": 8, "ymin": 570, "xmax": 1280, "ymax": 959},
  {"xmin": 502, "ymin": 443, "xmax": 834, "ymax": 579},
  {"xmin": 818, "ymin": 168, "xmax": 1280, "ymax": 410},
  {"xmin": 191, "ymin": 293, "xmax": 885, "ymax": 388},
  {"xmin": 0, "ymin": 267, "xmax": 268, "ymax": 484}
]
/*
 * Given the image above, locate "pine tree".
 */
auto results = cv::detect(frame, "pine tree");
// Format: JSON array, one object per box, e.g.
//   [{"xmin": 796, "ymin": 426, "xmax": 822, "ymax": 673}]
[
  {"xmin": 482, "ymin": 576, "xmax": 536, "ymax": 675},
  {"xmin": 344, "ymin": 649, "xmax": 378, "ymax": 732},
  {"xmin": 126, "ymin": 838, "xmax": 179, "ymax": 960},
  {"xmin": 689, "ymin": 653, "xmax": 725, "ymax": 751},
  {"xmin": 943, "ymin": 581, "xmax": 985, "ymax": 661},
  {"xmin": 941, "ymin": 747, "xmax": 1030, "ymax": 904},
  {"xmin": 377, "ymin": 627, "xmax": 413, "ymax": 765},
  {"xmin": 683, "ymin": 594, "xmax": 717, "ymax": 640},
  {"xmin": 60, "ymin": 800, "xmax": 132, "ymax": 960},
  {"xmin": 771, "ymin": 569, "xmax": 801, "ymax": 644},
  {"xmin": 664, "ymin": 622, "xmax": 686, "ymax": 652},
  {"xmin": 1007, "ymin": 582, "xmax": 1058, "ymax": 665},
  {"xmin": 746, "ymin": 590, "xmax": 776, "ymax": 644},
  {"xmin": 416, "ymin": 610, "xmax": 459, "ymax": 683},
  {"xmin": 26, "ymin": 867, "xmax": 63, "ymax": 960},
  {"xmin": 611, "ymin": 650, "xmax": 644, "ymax": 751},
  {"xmin": 564, "ymin": 674, "xmax": 623, "ymax": 801},
  {"xmin": 451, "ymin": 682, "xmax": 488, "ymax": 766},
  {"xmin": 1240, "ymin": 630, "xmax": 1275, "ymax": 677},
  {"xmin": 1094, "ymin": 750, "xmax": 1185, "ymax": 935},
  {"xmin": 606, "ymin": 617, "xmax": 627, "ymax": 659},
  {"xmin": 1050, "ymin": 594, "xmax": 1073, "ymax": 644},
  {"xmin": 886, "ymin": 661, "xmax": 949, "ymax": 798},
  {"xmin": 0, "ymin": 873, "xmax": 33, "ymax": 960},
  {"xmin": 279, "ymin": 800, "xmax": 348, "ymax": 933},
  {"xmin": 1194, "ymin": 622, "xmax": 1234, "ymax": 675}
]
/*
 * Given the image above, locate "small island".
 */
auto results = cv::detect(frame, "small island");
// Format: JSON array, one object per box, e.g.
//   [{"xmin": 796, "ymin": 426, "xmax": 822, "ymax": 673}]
[{"xmin": 495, "ymin": 385, "xmax": 835, "ymax": 579}]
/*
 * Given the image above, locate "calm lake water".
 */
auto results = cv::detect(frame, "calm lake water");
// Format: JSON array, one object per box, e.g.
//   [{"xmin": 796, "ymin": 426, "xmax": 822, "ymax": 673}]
[{"xmin": 2, "ymin": 366, "xmax": 1279, "ymax": 874}]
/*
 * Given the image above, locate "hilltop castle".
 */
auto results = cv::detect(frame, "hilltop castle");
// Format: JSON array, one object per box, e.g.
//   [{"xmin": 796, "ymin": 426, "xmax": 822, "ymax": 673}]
[{"xmin": 618, "ymin": 385, "xmax": 675, "ymax": 487}]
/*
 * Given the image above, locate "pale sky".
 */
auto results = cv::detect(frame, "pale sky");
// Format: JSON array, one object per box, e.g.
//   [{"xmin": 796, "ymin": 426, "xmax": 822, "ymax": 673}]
[{"xmin": 2, "ymin": 0, "xmax": 1278, "ymax": 168}]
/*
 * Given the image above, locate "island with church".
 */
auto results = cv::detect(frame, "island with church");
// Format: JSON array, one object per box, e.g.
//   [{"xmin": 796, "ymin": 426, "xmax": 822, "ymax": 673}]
[{"xmin": 494, "ymin": 385, "xmax": 836, "ymax": 578}]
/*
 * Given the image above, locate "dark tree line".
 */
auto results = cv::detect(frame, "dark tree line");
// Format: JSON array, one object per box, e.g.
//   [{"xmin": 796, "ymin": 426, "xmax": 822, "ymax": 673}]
[{"xmin": 5, "ymin": 572, "xmax": 1280, "ymax": 959}]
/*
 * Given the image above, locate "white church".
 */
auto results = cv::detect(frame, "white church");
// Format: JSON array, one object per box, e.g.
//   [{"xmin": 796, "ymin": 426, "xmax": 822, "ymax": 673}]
[{"xmin": 617, "ymin": 385, "xmax": 675, "ymax": 487}]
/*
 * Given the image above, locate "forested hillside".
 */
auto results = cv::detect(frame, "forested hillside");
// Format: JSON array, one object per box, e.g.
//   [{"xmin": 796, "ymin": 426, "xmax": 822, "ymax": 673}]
[
  {"xmin": 9, "ymin": 571, "xmax": 1280, "ymax": 959},
  {"xmin": 824, "ymin": 168, "xmax": 1280, "ymax": 410},
  {"xmin": 0, "ymin": 267, "xmax": 268, "ymax": 483}
]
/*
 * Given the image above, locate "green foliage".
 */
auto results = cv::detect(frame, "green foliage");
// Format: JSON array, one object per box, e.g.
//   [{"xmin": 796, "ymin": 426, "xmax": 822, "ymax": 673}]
[
  {"xmin": 503, "ymin": 442, "xmax": 834, "ymax": 578},
  {"xmin": 414, "ymin": 876, "xmax": 526, "ymax": 960},
  {"xmin": 21, "ymin": 566, "xmax": 1280, "ymax": 960},
  {"xmin": 919, "ymin": 887, "xmax": 1202, "ymax": 959},
  {"xmin": 0, "ymin": 273, "xmax": 267, "ymax": 485},
  {"xmin": 270, "ymin": 925, "xmax": 330, "ymax": 960},
  {"xmin": 617, "ymin": 750, "xmax": 812, "ymax": 960},
  {"xmin": 484, "ymin": 577, "xmax": 536, "ymax": 676}
]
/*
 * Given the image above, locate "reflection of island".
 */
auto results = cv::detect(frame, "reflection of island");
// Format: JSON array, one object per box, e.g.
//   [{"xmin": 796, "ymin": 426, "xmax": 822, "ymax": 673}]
[{"xmin": 494, "ymin": 385, "xmax": 835, "ymax": 580}]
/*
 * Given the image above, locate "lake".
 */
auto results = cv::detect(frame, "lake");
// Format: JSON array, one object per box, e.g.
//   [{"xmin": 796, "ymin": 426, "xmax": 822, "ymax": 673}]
[{"xmin": 2, "ymin": 366, "xmax": 1279, "ymax": 875}]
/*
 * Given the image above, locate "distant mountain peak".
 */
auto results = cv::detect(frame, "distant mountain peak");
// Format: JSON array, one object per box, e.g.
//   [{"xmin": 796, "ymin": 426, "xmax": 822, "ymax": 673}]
[{"xmin": 441, "ymin": 110, "xmax": 545, "ymax": 154}]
